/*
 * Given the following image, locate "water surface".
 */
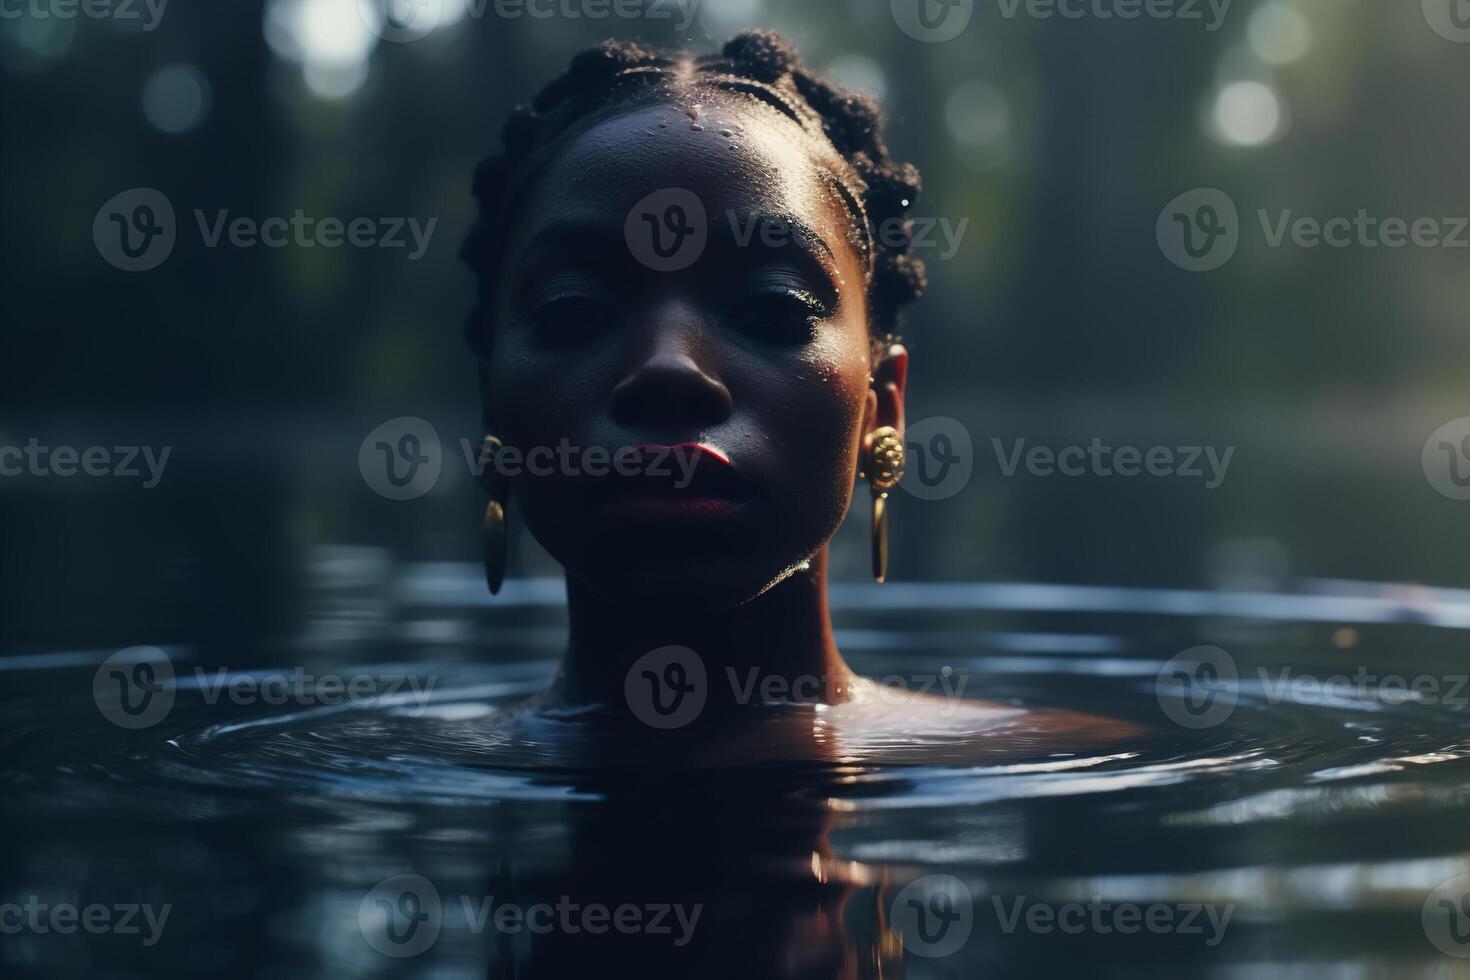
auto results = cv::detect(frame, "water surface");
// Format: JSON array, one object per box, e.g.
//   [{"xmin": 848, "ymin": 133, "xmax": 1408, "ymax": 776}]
[{"xmin": 6, "ymin": 568, "xmax": 1470, "ymax": 977}]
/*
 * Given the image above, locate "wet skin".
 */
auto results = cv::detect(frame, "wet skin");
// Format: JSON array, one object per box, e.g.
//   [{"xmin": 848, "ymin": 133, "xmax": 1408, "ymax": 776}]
[
  {"xmin": 488, "ymin": 96, "xmax": 884, "ymax": 610},
  {"xmin": 478, "ymin": 93, "xmax": 1143, "ymax": 756}
]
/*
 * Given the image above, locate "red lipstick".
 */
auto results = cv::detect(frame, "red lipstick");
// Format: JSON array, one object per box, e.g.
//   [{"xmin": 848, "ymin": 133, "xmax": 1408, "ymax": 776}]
[{"xmin": 597, "ymin": 442, "xmax": 750, "ymax": 523}]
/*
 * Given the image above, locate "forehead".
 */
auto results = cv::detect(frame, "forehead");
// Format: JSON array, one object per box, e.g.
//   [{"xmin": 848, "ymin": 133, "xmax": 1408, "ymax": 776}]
[{"xmin": 509, "ymin": 99, "xmax": 866, "ymax": 271}]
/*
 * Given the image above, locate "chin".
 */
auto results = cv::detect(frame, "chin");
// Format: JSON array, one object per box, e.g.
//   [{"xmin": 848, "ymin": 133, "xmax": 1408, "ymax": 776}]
[{"xmin": 568, "ymin": 554, "xmax": 804, "ymax": 612}]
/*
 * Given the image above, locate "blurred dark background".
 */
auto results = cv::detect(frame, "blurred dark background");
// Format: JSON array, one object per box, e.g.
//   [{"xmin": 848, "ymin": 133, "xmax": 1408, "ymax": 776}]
[{"xmin": 4, "ymin": 0, "xmax": 1469, "ymax": 655}]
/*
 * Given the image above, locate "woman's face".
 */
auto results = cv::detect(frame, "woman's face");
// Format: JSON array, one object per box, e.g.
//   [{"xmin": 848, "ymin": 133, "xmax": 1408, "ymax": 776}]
[{"xmin": 487, "ymin": 95, "xmax": 899, "ymax": 608}]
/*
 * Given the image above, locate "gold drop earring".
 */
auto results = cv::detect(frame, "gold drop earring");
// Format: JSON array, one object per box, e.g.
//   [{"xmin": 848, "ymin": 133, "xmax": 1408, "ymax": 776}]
[
  {"xmin": 861, "ymin": 426, "xmax": 905, "ymax": 583},
  {"xmin": 479, "ymin": 435, "xmax": 509, "ymax": 595}
]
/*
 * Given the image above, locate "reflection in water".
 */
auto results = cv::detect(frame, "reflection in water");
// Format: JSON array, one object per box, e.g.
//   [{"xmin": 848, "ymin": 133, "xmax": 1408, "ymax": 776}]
[
  {"xmin": 485, "ymin": 770, "xmax": 893, "ymax": 978},
  {"xmin": 9, "ymin": 566, "xmax": 1470, "ymax": 975}
]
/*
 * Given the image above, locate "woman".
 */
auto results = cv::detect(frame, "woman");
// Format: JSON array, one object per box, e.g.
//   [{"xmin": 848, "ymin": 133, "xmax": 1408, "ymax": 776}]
[{"xmin": 461, "ymin": 31, "xmax": 1136, "ymax": 763}]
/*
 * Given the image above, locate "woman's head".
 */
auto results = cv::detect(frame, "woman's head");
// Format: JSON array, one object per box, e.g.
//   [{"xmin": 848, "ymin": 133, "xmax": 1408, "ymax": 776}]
[{"xmin": 463, "ymin": 31, "xmax": 925, "ymax": 609}]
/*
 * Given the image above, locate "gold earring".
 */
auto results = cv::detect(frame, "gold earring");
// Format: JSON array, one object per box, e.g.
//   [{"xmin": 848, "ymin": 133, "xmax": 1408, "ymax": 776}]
[
  {"xmin": 479, "ymin": 435, "xmax": 508, "ymax": 595},
  {"xmin": 862, "ymin": 426, "xmax": 905, "ymax": 583}
]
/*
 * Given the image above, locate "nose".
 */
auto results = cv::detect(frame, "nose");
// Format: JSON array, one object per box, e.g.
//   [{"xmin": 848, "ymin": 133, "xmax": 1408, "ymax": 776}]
[{"xmin": 610, "ymin": 307, "xmax": 733, "ymax": 433}]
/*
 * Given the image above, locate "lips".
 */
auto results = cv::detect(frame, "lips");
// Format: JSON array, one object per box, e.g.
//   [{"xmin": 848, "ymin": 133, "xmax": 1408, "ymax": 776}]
[{"xmin": 592, "ymin": 443, "xmax": 752, "ymax": 522}]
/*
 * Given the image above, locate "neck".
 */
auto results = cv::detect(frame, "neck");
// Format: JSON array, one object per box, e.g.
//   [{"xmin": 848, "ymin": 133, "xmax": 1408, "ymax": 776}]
[{"xmin": 546, "ymin": 549, "xmax": 856, "ymax": 711}]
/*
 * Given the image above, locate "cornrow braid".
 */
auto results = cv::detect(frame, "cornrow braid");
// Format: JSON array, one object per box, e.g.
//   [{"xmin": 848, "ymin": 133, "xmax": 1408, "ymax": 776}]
[{"xmin": 461, "ymin": 29, "xmax": 926, "ymax": 359}]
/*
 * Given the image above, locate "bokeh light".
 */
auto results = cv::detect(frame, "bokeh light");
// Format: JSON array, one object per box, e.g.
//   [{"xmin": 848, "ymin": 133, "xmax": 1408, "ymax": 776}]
[
  {"xmin": 1209, "ymin": 80, "xmax": 1287, "ymax": 147},
  {"xmin": 264, "ymin": 0, "xmax": 379, "ymax": 99},
  {"xmin": 142, "ymin": 64, "xmax": 212, "ymax": 134},
  {"xmin": 944, "ymin": 81, "xmax": 1011, "ymax": 148},
  {"xmin": 1248, "ymin": 1, "xmax": 1313, "ymax": 67}
]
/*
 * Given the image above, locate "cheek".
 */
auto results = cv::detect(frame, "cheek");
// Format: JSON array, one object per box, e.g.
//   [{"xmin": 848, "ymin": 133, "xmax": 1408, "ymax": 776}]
[
  {"xmin": 486, "ymin": 334, "xmax": 587, "ymax": 446},
  {"xmin": 760, "ymin": 338, "xmax": 871, "ymax": 497}
]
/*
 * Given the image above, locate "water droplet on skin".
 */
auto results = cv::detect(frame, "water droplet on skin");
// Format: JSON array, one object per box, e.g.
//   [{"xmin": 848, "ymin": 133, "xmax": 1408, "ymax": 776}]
[
  {"xmin": 691, "ymin": 124, "xmax": 704, "ymax": 131},
  {"xmin": 720, "ymin": 130, "xmax": 733, "ymax": 138}
]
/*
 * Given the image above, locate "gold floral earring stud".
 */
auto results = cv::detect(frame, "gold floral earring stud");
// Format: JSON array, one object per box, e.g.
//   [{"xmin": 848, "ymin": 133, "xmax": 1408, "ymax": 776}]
[{"xmin": 861, "ymin": 426, "xmax": 905, "ymax": 583}]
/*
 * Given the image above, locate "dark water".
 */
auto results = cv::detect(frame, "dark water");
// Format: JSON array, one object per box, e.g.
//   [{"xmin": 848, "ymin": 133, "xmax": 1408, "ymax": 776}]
[{"xmin": 7, "ymin": 567, "xmax": 1470, "ymax": 977}]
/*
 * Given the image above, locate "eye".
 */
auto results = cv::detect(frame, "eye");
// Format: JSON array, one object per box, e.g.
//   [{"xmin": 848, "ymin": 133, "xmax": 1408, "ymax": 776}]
[
  {"xmin": 727, "ymin": 270, "xmax": 833, "ymax": 346},
  {"xmin": 521, "ymin": 277, "xmax": 619, "ymax": 347}
]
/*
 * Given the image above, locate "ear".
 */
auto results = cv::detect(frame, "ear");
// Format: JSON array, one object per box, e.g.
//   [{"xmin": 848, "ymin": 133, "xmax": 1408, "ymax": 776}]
[{"xmin": 861, "ymin": 343, "xmax": 908, "ymax": 457}]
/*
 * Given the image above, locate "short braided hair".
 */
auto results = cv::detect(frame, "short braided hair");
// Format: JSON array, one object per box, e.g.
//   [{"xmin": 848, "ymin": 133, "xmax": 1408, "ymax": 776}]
[{"xmin": 461, "ymin": 30, "xmax": 926, "ymax": 359}]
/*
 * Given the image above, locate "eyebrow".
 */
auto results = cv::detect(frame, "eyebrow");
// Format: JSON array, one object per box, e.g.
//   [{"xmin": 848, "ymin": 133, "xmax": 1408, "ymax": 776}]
[
  {"xmin": 715, "ymin": 211, "xmax": 846, "ymax": 297},
  {"xmin": 726, "ymin": 212, "xmax": 837, "ymax": 265},
  {"xmin": 511, "ymin": 221, "xmax": 628, "ymax": 288},
  {"xmin": 513, "ymin": 212, "xmax": 848, "ymax": 298}
]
